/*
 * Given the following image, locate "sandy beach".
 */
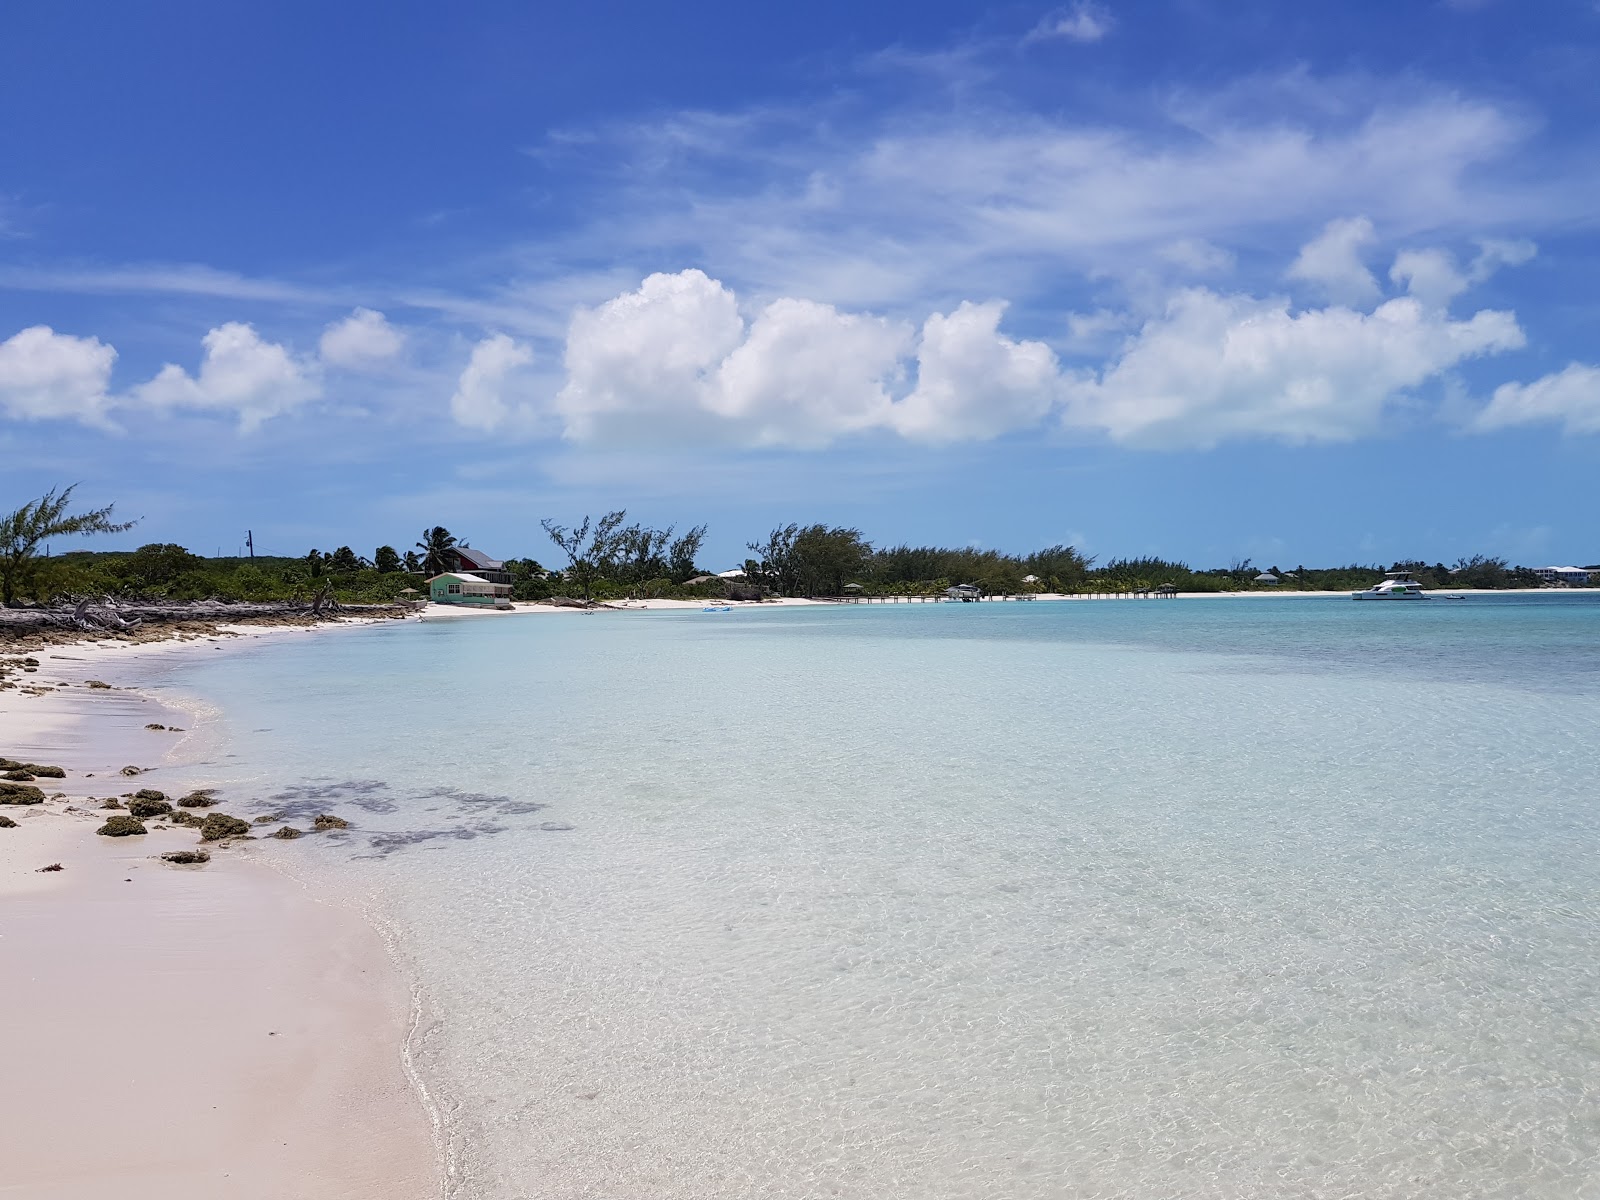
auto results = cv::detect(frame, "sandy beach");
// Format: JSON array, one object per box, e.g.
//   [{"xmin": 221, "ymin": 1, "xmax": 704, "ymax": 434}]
[{"xmin": 0, "ymin": 628, "xmax": 440, "ymax": 1200}]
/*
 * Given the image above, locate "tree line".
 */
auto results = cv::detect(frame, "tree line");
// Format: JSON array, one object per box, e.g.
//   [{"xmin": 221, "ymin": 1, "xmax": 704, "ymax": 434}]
[{"xmin": 0, "ymin": 486, "xmax": 1579, "ymax": 608}]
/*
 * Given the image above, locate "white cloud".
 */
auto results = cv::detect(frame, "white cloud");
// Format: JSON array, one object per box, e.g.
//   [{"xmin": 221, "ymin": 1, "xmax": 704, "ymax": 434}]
[
  {"xmin": 1027, "ymin": 3, "xmax": 1115, "ymax": 43},
  {"xmin": 1288, "ymin": 217, "xmax": 1382, "ymax": 306},
  {"xmin": 450, "ymin": 334, "xmax": 536, "ymax": 432},
  {"xmin": 0, "ymin": 326, "xmax": 117, "ymax": 426},
  {"xmin": 135, "ymin": 322, "xmax": 320, "ymax": 431},
  {"xmin": 1472, "ymin": 363, "xmax": 1600, "ymax": 435},
  {"xmin": 319, "ymin": 307, "xmax": 404, "ymax": 369},
  {"xmin": 1158, "ymin": 239, "xmax": 1236, "ymax": 276},
  {"xmin": 1389, "ymin": 247, "xmax": 1468, "ymax": 309},
  {"xmin": 893, "ymin": 302, "xmax": 1061, "ymax": 441},
  {"xmin": 1388, "ymin": 237, "xmax": 1536, "ymax": 309},
  {"xmin": 555, "ymin": 269, "xmax": 745, "ymax": 442},
  {"xmin": 531, "ymin": 263, "xmax": 1535, "ymax": 451},
  {"xmin": 542, "ymin": 83, "xmax": 1544, "ymax": 317},
  {"xmin": 712, "ymin": 298, "xmax": 909, "ymax": 446},
  {"xmin": 1470, "ymin": 237, "xmax": 1536, "ymax": 278},
  {"xmin": 1063, "ymin": 308, "xmax": 1137, "ymax": 353},
  {"xmin": 1061, "ymin": 289, "xmax": 1526, "ymax": 447},
  {"xmin": 547, "ymin": 271, "xmax": 1057, "ymax": 447}
]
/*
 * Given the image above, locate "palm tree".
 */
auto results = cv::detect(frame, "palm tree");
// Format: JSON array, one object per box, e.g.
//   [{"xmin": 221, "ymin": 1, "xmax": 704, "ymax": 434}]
[
  {"xmin": 1, "ymin": 486, "xmax": 137, "ymax": 607},
  {"xmin": 416, "ymin": 526, "xmax": 457, "ymax": 577}
]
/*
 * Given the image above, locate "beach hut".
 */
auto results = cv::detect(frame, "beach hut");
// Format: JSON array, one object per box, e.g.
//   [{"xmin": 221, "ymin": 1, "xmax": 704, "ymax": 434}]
[{"xmin": 427, "ymin": 572, "xmax": 513, "ymax": 608}]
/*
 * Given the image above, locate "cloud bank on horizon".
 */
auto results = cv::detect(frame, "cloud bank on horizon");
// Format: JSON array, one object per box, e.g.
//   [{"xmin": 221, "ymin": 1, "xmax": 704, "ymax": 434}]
[{"xmin": 1, "ymin": 0, "xmax": 1598, "ymax": 561}]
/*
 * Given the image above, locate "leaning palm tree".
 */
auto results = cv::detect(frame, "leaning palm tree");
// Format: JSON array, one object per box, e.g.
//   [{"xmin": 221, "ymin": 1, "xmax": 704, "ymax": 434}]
[
  {"xmin": 1, "ymin": 485, "xmax": 137, "ymax": 607},
  {"xmin": 416, "ymin": 526, "xmax": 458, "ymax": 577}
]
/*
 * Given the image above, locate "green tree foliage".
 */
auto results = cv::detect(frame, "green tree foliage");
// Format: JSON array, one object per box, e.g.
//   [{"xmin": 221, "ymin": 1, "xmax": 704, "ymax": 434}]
[
  {"xmin": 0, "ymin": 486, "xmax": 137, "ymax": 606},
  {"xmin": 374, "ymin": 545, "xmax": 401, "ymax": 573},
  {"xmin": 668, "ymin": 525, "xmax": 707, "ymax": 583},
  {"xmin": 328, "ymin": 545, "xmax": 365, "ymax": 573},
  {"xmin": 748, "ymin": 524, "xmax": 871, "ymax": 596},
  {"xmin": 402, "ymin": 549, "xmax": 422, "ymax": 573},
  {"xmin": 542, "ymin": 511, "xmax": 627, "ymax": 605},
  {"xmin": 503, "ymin": 557, "xmax": 551, "ymax": 601},
  {"xmin": 124, "ymin": 543, "xmax": 203, "ymax": 587},
  {"xmin": 416, "ymin": 526, "xmax": 457, "ymax": 576}
]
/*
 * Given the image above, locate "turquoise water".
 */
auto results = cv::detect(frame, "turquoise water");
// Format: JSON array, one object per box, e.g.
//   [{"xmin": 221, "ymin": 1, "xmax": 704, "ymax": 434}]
[{"xmin": 153, "ymin": 598, "xmax": 1600, "ymax": 1198}]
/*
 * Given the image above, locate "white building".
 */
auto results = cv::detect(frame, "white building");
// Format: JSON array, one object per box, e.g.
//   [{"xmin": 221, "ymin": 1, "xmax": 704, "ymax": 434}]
[{"xmin": 1533, "ymin": 566, "xmax": 1591, "ymax": 586}]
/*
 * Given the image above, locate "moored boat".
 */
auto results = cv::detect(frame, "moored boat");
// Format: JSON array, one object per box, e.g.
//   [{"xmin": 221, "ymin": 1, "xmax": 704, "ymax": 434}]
[{"xmin": 1353, "ymin": 571, "xmax": 1425, "ymax": 600}]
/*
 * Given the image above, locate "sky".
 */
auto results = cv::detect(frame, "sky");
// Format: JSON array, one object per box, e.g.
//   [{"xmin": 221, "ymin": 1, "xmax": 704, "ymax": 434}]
[{"xmin": 3, "ymin": 0, "xmax": 1598, "ymax": 571}]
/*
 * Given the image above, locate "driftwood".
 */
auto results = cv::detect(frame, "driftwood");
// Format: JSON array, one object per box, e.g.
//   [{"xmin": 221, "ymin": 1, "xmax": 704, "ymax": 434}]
[{"xmin": 544, "ymin": 596, "xmax": 596, "ymax": 609}]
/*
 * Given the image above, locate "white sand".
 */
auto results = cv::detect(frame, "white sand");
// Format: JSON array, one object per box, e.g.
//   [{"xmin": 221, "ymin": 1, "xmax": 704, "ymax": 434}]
[{"xmin": 0, "ymin": 634, "xmax": 439, "ymax": 1200}]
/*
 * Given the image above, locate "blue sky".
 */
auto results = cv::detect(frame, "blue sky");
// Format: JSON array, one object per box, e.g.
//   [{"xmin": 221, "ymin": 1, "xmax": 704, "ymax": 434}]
[{"xmin": 3, "ymin": 0, "xmax": 1598, "ymax": 570}]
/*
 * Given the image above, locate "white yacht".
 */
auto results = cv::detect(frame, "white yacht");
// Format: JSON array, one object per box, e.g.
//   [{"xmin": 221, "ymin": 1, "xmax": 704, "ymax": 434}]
[{"xmin": 1353, "ymin": 570, "xmax": 1426, "ymax": 600}]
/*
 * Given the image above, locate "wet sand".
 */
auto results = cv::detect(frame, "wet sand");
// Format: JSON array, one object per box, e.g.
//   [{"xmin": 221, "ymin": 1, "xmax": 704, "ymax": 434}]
[{"xmin": 0, "ymin": 632, "xmax": 440, "ymax": 1200}]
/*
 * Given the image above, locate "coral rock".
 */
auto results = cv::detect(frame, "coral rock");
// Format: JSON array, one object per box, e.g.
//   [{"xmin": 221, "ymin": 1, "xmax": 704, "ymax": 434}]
[
  {"xmin": 97, "ymin": 814, "xmax": 148, "ymax": 837},
  {"xmin": 0, "ymin": 781, "xmax": 46, "ymax": 806},
  {"xmin": 312, "ymin": 814, "xmax": 350, "ymax": 831},
  {"xmin": 127, "ymin": 796, "xmax": 174, "ymax": 819},
  {"xmin": 200, "ymin": 813, "xmax": 252, "ymax": 841}
]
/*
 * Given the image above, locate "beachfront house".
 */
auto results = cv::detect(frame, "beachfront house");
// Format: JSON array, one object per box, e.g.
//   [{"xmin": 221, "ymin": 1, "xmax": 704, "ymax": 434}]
[
  {"xmin": 1533, "ymin": 566, "xmax": 1591, "ymax": 586},
  {"xmin": 428, "ymin": 572, "xmax": 513, "ymax": 608},
  {"xmin": 443, "ymin": 546, "xmax": 512, "ymax": 586},
  {"xmin": 1253, "ymin": 572, "xmax": 1281, "ymax": 585}
]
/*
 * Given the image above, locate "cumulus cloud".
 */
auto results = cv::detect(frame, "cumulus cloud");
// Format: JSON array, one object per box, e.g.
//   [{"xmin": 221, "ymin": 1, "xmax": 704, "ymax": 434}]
[
  {"xmin": 712, "ymin": 297, "xmax": 909, "ymax": 446},
  {"xmin": 319, "ymin": 307, "xmax": 404, "ymax": 369},
  {"xmin": 450, "ymin": 334, "xmax": 536, "ymax": 432},
  {"xmin": 527, "ymin": 264, "xmax": 1535, "ymax": 450},
  {"xmin": 135, "ymin": 322, "xmax": 320, "ymax": 431},
  {"xmin": 546, "ymin": 271, "xmax": 1051, "ymax": 447},
  {"xmin": 1472, "ymin": 363, "xmax": 1600, "ymax": 435},
  {"xmin": 556, "ymin": 269, "xmax": 744, "ymax": 441},
  {"xmin": 1389, "ymin": 238, "xmax": 1535, "ymax": 309},
  {"xmin": 1389, "ymin": 247, "xmax": 1469, "ymax": 308},
  {"xmin": 1026, "ymin": 3, "xmax": 1114, "ymax": 43},
  {"xmin": 1061, "ymin": 289, "xmax": 1525, "ymax": 447},
  {"xmin": 893, "ymin": 302, "xmax": 1060, "ymax": 441},
  {"xmin": 0, "ymin": 326, "xmax": 118, "ymax": 426},
  {"xmin": 1287, "ymin": 217, "xmax": 1382, "ymax": 306}
]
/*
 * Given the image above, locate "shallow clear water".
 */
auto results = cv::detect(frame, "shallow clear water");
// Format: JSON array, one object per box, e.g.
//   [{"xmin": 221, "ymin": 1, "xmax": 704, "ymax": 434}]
[{"xmin": 155, "ymin": 598, "xmax": 1600, "ymax": 1198}]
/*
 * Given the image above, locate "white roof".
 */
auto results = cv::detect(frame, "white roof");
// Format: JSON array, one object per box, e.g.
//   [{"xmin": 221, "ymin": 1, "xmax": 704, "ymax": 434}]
[
  {"xmin": 1021, "ymin": 574, "xmax": 1040, "ymax": 583},
  {"xmin": 428, "ymin": 572, "xmax": 489, "ymax": 584},
  {"xmin": 716, "ymin": 568, "xmax": 747, "ymax": 578}
]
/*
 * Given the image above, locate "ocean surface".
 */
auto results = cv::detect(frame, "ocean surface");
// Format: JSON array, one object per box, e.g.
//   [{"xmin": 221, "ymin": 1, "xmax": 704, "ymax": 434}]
[{"xmin": 150, "ymin": 596, "xmax": 1600, "ymax": 1199}]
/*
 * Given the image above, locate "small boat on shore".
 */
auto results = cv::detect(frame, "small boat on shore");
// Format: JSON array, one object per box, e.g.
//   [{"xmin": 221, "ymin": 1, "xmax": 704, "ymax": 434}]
[{"xmin": 1353, "ymin": 571, "xmax": 1425, "ymax": 600}]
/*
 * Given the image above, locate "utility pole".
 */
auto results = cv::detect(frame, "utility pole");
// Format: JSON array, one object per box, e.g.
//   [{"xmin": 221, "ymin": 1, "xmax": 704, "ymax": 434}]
[{"xmin": 246, "ymin": 530, "xmax": 254, "ymax": 558}]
